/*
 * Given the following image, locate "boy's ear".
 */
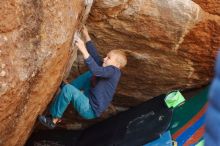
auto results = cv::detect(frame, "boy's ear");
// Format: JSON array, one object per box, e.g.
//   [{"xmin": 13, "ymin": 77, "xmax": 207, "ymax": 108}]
[{"xmin": 117, "ymin": 62, "xmax": 121, "ymax": 68}]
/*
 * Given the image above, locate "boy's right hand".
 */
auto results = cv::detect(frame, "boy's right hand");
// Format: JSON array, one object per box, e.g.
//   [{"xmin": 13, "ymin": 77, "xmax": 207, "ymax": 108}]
[{"xmin": 75, "ymin": 37, "xmax": 86, "ymax": 51}]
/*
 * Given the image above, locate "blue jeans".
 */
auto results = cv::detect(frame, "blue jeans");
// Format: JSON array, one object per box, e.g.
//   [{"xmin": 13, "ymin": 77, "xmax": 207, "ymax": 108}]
[{"xmin": 50, "ymin": 71, "xmax": 96, "ymax": 119}]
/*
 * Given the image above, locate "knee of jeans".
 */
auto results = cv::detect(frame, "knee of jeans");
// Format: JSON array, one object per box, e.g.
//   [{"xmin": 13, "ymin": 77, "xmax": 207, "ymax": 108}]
[
  {"xmin": 62, "ymin": 84, "xmax": 78, "ymax": 99},
  {"xmin": 63, "ymin": 84, "xmax": 72, "ymax": 90},
  {"xmin": 63, "ymin": 84, "xmax": 79, "ymax": 92}
]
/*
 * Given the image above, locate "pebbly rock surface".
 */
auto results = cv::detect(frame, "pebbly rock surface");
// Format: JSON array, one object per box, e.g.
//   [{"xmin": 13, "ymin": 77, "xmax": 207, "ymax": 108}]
[{"xmin": 193, "ymin": 0, "xmax": 220, "ymax": 15}]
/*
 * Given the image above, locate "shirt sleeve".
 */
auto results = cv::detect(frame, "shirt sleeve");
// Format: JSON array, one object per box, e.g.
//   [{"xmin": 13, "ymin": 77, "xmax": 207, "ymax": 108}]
[
  {"xmin": 86, "ymin": 41, "xmax": 103, "ymax": 66},
  {"xmin": 85, "ymin": 56, "xmax": 115, "ymax": 78}
]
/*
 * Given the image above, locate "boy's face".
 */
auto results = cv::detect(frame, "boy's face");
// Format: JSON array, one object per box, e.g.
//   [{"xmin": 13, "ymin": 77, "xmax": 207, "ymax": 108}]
[{"xmin": 103, "ymin": 52, "xmax": 119, "ymax": 68}]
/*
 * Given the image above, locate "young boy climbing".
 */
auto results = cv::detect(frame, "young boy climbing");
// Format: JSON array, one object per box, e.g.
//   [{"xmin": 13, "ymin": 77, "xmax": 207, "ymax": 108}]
[{"xmin": 39, "ymin": 26, "xmax": 127, "ymax": 129}]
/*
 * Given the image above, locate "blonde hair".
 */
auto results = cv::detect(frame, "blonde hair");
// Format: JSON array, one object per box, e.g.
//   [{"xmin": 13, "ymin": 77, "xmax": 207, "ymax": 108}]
[{"xmin": 110, "ymin": 49, "xmax": 127, "ymax": 68}]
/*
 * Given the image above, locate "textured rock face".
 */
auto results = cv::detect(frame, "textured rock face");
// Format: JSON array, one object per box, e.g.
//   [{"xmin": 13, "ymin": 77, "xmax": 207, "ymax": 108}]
[
  {"xmin": 85, "ymin": 0, "xmax": 220, "ymax": 102},
  {"xmin": 193, "ymin": 0, "xmax": 220, "ymax": 15},
  {"xmin": 0, "ymin": 0, "xmax": 84, "ymax": 145}
]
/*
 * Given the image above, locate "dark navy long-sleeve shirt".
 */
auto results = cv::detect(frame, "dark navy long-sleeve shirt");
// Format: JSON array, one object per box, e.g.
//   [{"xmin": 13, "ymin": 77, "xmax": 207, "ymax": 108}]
[{"xmin": 85, "ymin": 41, "xmax": 121, "ymax": 117}]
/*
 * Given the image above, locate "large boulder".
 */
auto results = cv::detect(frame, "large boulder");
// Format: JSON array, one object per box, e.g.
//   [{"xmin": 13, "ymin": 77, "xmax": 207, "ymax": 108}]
[
  {"xmin": 0, "ymin": 0, "xmax": 86, "ymax": 145},
  {"xmin": 84, "ymin": 0, "xmax": 220, "ymax": 102}
]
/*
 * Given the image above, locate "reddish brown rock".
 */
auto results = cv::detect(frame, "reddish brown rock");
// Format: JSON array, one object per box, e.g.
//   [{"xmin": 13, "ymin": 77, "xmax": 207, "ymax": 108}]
[
  {"xmin": 0, "ymin": 0, "xmax": 85, "ymax": 145},
  {"xmin": 179, "ymin": 15, "xmax": 220, "ymax": 85},
  {"xmin": 193, "ymin": 0, "xmax": 220, "ymax": 15}
]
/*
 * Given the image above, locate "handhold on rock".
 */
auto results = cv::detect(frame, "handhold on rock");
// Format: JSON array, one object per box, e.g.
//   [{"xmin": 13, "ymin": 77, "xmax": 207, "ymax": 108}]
[{"xmin": 84, "ymin": 0, "xmax": 93, "ymax": 6}]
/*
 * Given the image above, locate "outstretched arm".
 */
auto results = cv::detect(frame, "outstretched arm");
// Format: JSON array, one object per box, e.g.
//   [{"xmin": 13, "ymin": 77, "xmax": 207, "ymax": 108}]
[
  {"xmin": 75, "ymin": 37, "xmax": 114, "ymax": 78},
  {"xmin": 82, "ymin": 26, "xmax": 103, "ymax": 66}
]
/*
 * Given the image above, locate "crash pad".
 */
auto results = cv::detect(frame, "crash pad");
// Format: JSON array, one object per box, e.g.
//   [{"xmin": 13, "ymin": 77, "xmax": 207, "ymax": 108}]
[{"xmin": 26, "ymin": 94, "xmax": 173, "ymax": 146}]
